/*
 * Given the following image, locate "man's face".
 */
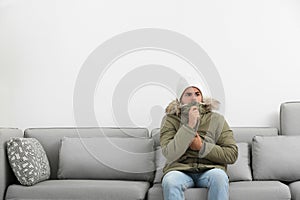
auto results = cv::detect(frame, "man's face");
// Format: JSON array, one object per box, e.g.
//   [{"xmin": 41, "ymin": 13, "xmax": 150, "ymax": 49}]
[{"xmin": 180, "ymin": 87, "xmax": 202, "ymax": 104}]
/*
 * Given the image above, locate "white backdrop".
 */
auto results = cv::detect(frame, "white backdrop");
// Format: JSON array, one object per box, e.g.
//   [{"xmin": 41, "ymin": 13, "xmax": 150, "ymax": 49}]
[{"xmin": 1, "ymin": 0, "xmax": 300, "ymax": 131}]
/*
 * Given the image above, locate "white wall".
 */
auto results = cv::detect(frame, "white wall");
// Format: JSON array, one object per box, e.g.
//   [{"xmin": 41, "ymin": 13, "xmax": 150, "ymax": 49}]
[{"xmin": 1, "ymin": 0, "xmax": 300, "ymax": 131}]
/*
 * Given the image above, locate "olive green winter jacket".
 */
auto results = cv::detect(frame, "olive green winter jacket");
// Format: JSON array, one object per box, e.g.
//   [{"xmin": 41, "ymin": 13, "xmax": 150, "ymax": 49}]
[{"xmin": 160, "ymin": 99, "xmax": 238, "ymax": 176}]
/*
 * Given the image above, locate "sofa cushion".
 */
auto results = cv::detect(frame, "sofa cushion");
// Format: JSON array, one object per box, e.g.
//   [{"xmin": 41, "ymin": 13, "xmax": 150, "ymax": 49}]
[
  {"xmin": 229, "ymin": 181, "xmax": 291, "ymax": 200},
  {"xmin": 231, "ymin": 127, "xmax": 278, "ymax": 144},
  {"xmin": 280, "ymin": 101, "xmax": 300, "ymax": 135},
  {"xmin": 58, "ymin": 137, "xmax": 155, "ymax": 181},
  {"xmin": 184, "ymin": 188, "xmax": 208, "ymax": 200},
  {"xmin": 153, "ymin": 146, "xmax": 166, "ymax": 183},
  {"xmin": 151, "ymin": 128, "xmax": 161, "ymax": 148},
  {"xmin": 24, "ymin": 127, "xmax": 149, "ymax": 179},
  {"xmin": 6, "ymin": 138, "xmax": 50, "ymax": 186},
  {"xmin": 289, "ymin": 181, "xmax": 300, "ymax": 200},
  {"xmin": 227, "ymin": 143, "xmax": 252, "ymax": 181},
  {"xmin": 6, "ymin": 180, "xmax": 150, "ymax": 200},
  {"xmin": 252, "ymin": 135, "xmax": 300, "ymax": 181},
  {"xmin": 147, "ymin": 183, "xmax": 164, "ymax": 200},
  {"xmin": 153, "ymin": 143, "xmax": 252, "ymax": 183},
  {"xmin": 147, "ymin": 183, "xmax": 208, "ymax": 200},
  {"xmin": 148, "ymin": 181, "xmax": 290, "ymax": 200}
]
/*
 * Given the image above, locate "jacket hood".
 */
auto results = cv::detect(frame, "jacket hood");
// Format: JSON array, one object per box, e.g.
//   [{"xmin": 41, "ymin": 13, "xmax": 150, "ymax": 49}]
[{"xmin": 165, "ymin": 97, "xmax": 220, "ymax": 116}]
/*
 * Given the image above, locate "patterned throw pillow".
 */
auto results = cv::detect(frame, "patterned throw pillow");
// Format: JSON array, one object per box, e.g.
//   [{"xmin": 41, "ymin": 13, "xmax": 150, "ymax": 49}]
[{"xmin": 6, "ymin": 137, "xmax": 50, "ymax": 186}]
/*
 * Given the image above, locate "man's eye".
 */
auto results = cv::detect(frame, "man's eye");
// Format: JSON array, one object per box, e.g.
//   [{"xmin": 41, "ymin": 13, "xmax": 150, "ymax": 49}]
[
  {"xmin": 195, "ymin": 92, "xmax": 200, "ymax": 96},
  {"xmin": 185, "ymin": 93, "xmax": 192, "ymax": 96}
]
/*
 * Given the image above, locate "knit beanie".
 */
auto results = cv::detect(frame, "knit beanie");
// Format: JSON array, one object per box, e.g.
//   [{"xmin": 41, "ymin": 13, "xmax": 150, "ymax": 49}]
[{"xmin": 176, "ymin": 77, "xmax": 203, "ymax": 101}]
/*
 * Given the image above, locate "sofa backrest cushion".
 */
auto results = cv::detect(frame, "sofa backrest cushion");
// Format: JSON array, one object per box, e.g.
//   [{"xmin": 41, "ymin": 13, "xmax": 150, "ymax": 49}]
[
  {"xmin": 151, "ymin": 127, "xmax": 278, "ymax": 182},
  {"xmin": 280, "ymin": 101, "xmax": 300, "ymax": 135},
  {"xmin": 151, "ymin": 128, "xmax": 160, "ymax": 148},
  {"xmin": 252, "ymin": 135, "xmax": 300, "ymax": 182},
  {"xmin": 231, "ymin": 127, "xmax": 278, "ymax": 144},
  {"xmin": 153, "ymin": 142, "xmax": 252, "ymax": 183},
  {"xmin": 227, "ymin": 142, "xmax": 252, "ymax": 181},
  {"xmin": 58, "ymin": 137, "xmax": 155, "ymax": 181},
  {"xmin": 153, "ymin": 146, "xmax": 165, "ymax": 183},
  {"xmin": 24, "ymin": 127, "xmax": 149, "ymax": 179}
]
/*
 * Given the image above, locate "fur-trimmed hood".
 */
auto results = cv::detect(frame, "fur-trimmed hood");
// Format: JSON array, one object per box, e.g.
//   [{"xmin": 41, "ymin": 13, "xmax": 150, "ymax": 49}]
[{"xmin": 165, "ymin": 97, "xmax": 220, "ymax": 116}]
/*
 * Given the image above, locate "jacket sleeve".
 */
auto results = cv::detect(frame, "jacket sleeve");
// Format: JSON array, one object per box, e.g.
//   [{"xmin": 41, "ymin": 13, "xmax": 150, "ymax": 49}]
[
  {"xmin": 198, "ymin": 115, "xmax": 238, "ymax": 164},
  {"xmin": 160, "ymin": 115, "xmax": 196, "ymax": 163}
]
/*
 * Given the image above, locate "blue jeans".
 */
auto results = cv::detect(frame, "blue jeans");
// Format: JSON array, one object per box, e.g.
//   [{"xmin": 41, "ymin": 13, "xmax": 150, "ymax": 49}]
[{"xmin": 162, "ymin": 169, "xmax": 229, "ymax": 200}]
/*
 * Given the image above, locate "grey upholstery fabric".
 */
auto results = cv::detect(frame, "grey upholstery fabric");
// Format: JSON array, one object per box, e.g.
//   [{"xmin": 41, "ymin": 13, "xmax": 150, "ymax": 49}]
[
  {"xmin": 185, "ymin": 188, "xmax": 208, "ymax": 200},
  {"xmin": 289, "ymin": 181, "xmax": 300, "ymax": 200},
  {"xmin": 229, "ymin": 181, "xmax": 291, "ymax": 200},
  {"xmin": 58, "ymin": 137, "xmax": 155, "ymax": 181},
  {"xmin": 280, "ymin": 101, "xmax": 300, "ymax": 135},
  {"xmin": 227, "ymin": 143, "xmax": 252, "ymax": 181},
  {"xmin": 153, "ymin": 146, "xmax": 166, "ymax": 183},
  {"xmin": 151, "ymin": 128, "xmax": 160, "ymax": 148},
  {"xmin": 252, "ymin": 135, "xmax": 300, "ymax": 181},
  {"xmin": 6, "ymin": 180, "xmax": 150, "ymax": 200},
  {"xmin": 0, "ymin": 128, "xmax": 23, "ymax": 200},
  {"xmin": 231, "ymin": 127, "xmax": 278, "ymax": 144},
  {"xmin": 2, "ymin": 127, "xmax": 294, "ymax": 200},
  {"xmin": 148, "ymin": 182, "xmax": 290, "ymax": 200},
  {"xmin": 24, "ymin": 127, "xmax": 149, "ymax": 179},
  {"xmin": 6, "ymin": 138, "xmax": 50, "ymax": 186},
  {"xmin": 147, "ymin": 183, "xmax": 164, "ymax": 200}
]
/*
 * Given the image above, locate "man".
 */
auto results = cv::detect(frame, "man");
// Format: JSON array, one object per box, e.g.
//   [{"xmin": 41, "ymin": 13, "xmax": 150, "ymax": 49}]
[{"xmin": 160, "ymin": 84, "xmax": 238, "ymax": 200}]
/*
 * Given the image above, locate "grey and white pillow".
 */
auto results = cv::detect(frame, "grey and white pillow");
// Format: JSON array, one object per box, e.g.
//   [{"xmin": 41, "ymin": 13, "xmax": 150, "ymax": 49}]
[{"xmin": 7, "ymin": 137, "xmax": 50, "ymax": 186}]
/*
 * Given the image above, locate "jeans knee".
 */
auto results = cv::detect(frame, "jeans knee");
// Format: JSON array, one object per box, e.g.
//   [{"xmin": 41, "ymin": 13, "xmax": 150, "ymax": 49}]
[
  {"xmin": 209, "ymin": 169, "xmax": 229, "ymax": 186},
  {"xmin": 162, "ymin": 171, "xmax": 193, "ymax": 191},
  {"xmin": 162, "ymin": 172, "xmax": 181, "ymax": 190}
]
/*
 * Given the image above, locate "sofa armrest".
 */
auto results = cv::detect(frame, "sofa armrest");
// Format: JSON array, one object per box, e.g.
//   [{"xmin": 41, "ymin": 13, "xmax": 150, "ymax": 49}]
[
  {"xmin": 280, "ymin": 101, "xmax": 300, "ymax": 135},
  {"xmin": 0, "ymin": 128, "xmax": 23, "ymax": 200}
]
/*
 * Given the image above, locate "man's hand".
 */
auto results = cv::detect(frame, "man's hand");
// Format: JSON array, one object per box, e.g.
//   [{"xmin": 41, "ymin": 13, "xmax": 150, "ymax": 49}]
[
  {"xmin": 190, "ymin": 134, "xmax": 203, "ymax": 151},
  {"xmin": 188, "ymin": 106, "xmax": 200, "ymax": 129}
]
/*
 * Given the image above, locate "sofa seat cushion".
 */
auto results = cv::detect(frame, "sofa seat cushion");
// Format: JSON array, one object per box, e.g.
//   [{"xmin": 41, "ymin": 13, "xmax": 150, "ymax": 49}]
[
  {"xmin": 147, "ymin": 183, "xmax": 208, "ymax": 200},
  {"xmin": 148, "ymin": 181, "xmax": 290, "ymax": 200},
  {"xmin": 184, "ymin": 188, "xmax": 208, "ymax": 200},
  {"xmin": 5, "ymin": 180, "xmax": 150, "ymax": 200},
  {"xmin": 289, "ymin": 181, "xmax": 300, "ymax": 200},
  {"xmin": 147, "ymin": 184, "xmax": 163, "ymax": 200},
  {"xmin": 230, "ymin": 181, "xmax": 291, "ymax": 200}
]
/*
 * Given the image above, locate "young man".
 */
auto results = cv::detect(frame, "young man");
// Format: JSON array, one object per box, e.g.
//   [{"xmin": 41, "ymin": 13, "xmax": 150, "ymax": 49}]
[{"xmin": 160, "ymin": 85, "xmax": 238, "ymax": 200}]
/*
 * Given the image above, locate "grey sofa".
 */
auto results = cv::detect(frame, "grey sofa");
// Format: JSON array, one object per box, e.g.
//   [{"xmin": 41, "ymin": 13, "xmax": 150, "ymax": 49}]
[{"xmin": 1, "ymin": 101, "xmax": 300, "ymax": 200}]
